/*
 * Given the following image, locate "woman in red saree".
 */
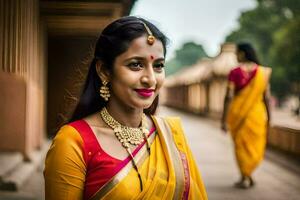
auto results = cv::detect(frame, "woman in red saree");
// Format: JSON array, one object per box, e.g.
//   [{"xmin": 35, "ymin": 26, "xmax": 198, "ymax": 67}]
[
  {"xmin": 44, "ymin": 16, "xmax": 207, "ymax": 200},
  {"xmin": 221, "ymin": 43, "xmax": 271, "ymax": 189}
]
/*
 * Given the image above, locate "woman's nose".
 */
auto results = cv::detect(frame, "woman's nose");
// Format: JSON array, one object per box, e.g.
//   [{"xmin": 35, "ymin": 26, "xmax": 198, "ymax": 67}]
[{"xmin": 141, "ymin": 66, "xmax": 156, "ymax": 87}]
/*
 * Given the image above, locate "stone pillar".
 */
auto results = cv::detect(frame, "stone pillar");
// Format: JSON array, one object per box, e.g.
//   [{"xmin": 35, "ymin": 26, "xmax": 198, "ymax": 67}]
[
  {"xmin": 0, "ymin": 0, "xmax": 46, "ymax": 159},
  {"xmin": 0, "ymin": 72, "xmax": 26, "ymax": 153}
]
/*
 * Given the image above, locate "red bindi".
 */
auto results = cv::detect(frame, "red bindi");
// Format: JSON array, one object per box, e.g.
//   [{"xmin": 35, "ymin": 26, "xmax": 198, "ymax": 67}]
[{"xmin": 150, "ymin": 55, "xmax": 154, "ymax": 60}]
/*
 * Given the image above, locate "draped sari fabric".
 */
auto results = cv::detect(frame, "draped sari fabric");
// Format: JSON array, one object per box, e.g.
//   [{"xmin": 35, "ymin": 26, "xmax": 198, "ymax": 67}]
[
  {"xmin": 226, "ymin": 66, "xmax": 268, "ymax": 177},
  {"xmin": 90, "ymin": 117, "xmax": 207, "ymax": 200},
  {"xmin": 44, "ymin": 117, "xmax": 207, "ymax": 200}
]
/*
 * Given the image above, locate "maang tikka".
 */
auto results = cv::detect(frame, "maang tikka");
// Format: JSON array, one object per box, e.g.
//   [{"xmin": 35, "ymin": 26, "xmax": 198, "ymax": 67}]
[
  {"xmin": 141, "ymin": 22, "xmax": 155, "ymax": 45},
  {"xmin": 100, "ymin": 80, "xmax": 110, "ymax": 101}
]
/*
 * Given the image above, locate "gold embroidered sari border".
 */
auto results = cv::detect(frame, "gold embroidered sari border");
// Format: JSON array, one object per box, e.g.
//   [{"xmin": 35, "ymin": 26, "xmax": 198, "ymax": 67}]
[{"xmin": 152, "ymin": 117, "xmax": 186, "ymax": 200}]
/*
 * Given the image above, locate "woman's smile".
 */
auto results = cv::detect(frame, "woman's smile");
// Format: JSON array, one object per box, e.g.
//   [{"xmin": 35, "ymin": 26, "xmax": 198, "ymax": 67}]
[{"xmin": 134, "ymin": 88, "xmax": 155, "ymax": 98}]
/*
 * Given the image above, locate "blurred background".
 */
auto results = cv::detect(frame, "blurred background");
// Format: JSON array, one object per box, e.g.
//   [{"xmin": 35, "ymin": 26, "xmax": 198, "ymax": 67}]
[{"xmin": 0, "ymin": 0, "xmax": 299, "ymax": 199}]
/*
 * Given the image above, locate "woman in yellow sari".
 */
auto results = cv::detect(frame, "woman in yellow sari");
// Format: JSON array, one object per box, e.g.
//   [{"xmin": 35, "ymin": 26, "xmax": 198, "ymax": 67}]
[
  {"xmin": 221, "ymin": 43, "xmax": 271, "ymax": 189},
  {"xmin": 44, "ymin": 16, "xmax": 207, "ymax": 200}
]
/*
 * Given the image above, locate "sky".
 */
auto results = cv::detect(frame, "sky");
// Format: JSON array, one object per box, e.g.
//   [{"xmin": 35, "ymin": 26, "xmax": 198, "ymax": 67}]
[{"xmin": 131, "ymin": 0, "xmax": 257, "ymax": 59}]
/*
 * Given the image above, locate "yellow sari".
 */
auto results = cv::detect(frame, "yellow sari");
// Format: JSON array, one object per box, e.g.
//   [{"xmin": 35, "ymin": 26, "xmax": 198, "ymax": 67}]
[
  {"xmin": 226, "ymin": 66, "xmax": 268, "ymax": 177},
  {"xmin": 90, "ymin": 117, "xmax": 207, "ymax": 200},
  {"xmin": 44, "ymin": 117, "xmax": 207, "ymax": 200}
]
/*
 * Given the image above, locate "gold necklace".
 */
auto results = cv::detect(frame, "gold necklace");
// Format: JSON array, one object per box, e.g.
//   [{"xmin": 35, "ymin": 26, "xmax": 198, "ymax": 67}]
[
  {"xmin": 100, "ymin": 107, "xmax": 148, "ymax": 148},
  {"xmin": 100, "ymin": 107, "xmax": 151, "ymax": 191}
]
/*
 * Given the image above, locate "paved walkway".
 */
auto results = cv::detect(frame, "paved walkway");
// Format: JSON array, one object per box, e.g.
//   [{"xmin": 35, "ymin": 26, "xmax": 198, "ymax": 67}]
[
  {"xmin": 159, "ymin": 106, "xmax": 300, "ymax": 200},
  {"xmin": 0, "ymin": 165, "xmax": 44, "ymax": 200},
  {"xmin": 1, "ymin": 106, "xmax": 300, "ymax": 200}
]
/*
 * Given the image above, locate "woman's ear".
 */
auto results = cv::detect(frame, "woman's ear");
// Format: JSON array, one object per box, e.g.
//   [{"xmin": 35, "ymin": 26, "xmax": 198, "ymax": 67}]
[{"xmin": 96, "ymin": 60, "xmax": 110, "ymax": 82}]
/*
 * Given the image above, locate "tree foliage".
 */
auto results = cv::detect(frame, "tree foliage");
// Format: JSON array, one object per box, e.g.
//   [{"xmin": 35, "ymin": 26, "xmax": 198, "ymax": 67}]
[
  {"xmin": 270, "ymin": 18, "xmax": 300, "ymax": 93},
  {"xmin": 166, "ymin": 42, "xmax": 208, "ymax": 76},
  {"xmin": 225, "ymin": 0, "xmax": 300, "ymax": 99}
]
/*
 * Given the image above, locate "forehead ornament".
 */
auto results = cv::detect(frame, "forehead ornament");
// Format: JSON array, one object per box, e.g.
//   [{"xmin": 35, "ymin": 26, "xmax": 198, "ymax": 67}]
[{"xmin": 142, "ymin": 22, "xmax": 155, "ymax": 45}]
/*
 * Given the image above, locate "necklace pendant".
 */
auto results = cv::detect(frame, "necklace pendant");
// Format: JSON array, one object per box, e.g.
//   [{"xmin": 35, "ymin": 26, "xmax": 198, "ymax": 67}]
[{"xmin": 123, "ymin": 142, "xmax": 129, "ymax": 148}]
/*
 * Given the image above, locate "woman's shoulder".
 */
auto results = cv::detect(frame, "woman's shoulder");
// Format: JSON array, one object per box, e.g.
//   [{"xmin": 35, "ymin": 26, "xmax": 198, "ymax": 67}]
[
  {"xmin": 152, "ymin": 115, "xmax": 184, "ymax": 133},
  {"xmin": 45, "ymin": 122, "xmax": 86, "ymax": 179},
  {"xmin": 153, "ymin": 115, "xmax": 190, "ymax": 149},
  {"xmin": 259, "ymin": 66, "xmax": 272, "ymax": 73},
  {"xmin": 53, "ymin": 120, "xmax": 85, "ymax": 145},
  {"xmin": 259, "ymin": 66, "xmax": 272, "ymax": 81},
  {"xmin": 151, "ymin": 115, "xmax": 182, "ymax": 123}
]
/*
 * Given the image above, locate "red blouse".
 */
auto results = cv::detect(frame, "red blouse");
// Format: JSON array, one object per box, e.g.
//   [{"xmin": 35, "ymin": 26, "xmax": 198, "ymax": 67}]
[
  {"xmin": 228, "ymin": 65, "xmax": 258, "ymax": 92},
  {"xmin": 69, "ymin": 120, "xmax": 156, "ymax": 200}
]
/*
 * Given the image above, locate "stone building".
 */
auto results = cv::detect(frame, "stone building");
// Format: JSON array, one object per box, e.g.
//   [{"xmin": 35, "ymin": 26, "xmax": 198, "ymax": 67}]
[
  {"xmin": 164, "ymin": 43, "xmax": 237, "ymax": 117},
  {"xmin": 163, "ymin": 42, "xmax": 300, "ymax": 158},
  {"xmin": 0, "ymin": 0, "xmax": 136, "ymax": 190}
]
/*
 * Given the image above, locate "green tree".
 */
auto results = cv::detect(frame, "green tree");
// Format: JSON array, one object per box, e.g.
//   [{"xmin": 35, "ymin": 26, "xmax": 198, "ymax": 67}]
[
  {"xmin": 166, "ymin": 42, "xmax": 208, "ymax": 76},
  {"xmin": 226, "ymin": 1, "xmax": 288, "ymax": 63},
  {"xmin": 270, "ymin": 18, "xmax": 300, "ymax": 94},
  {"xmin": 175, "ymin": 42, "xmax": 208, "ymax": 66},
  {"xmin": 225, "ymin": 0, "xmax": 300, "ymax": 100},
  {"xmin": 164, "ymin": 58, "xmax": 182, "ymax": 76}
]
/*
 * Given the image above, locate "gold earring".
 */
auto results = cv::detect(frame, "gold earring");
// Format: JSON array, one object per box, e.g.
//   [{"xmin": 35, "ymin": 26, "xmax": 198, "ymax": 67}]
[{"xmin": 100, "ymin": 80, "xmax": 110, "ymax": 101}]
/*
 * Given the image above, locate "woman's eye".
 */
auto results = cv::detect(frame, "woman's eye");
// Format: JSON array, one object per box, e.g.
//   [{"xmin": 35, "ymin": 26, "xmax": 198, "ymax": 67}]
[
  {"xmin": 128, "ymin": 62, "xmax": 143, "ymax": 70},
  {"xmin": 153, "ymin": 63, "xmax": 165, "ymax": 71}
]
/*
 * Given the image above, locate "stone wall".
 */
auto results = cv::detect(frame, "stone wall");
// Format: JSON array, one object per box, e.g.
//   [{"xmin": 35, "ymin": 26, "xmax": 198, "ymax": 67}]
[{"xmin": 268, "ymin": 126, "xmax": 300, "ymax": 156}]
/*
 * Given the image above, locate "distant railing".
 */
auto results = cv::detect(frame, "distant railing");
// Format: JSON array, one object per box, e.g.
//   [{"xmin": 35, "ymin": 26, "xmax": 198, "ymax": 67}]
[{"xmin": 268, "ymin": 125, "xmax": 300, "ymax": 157}]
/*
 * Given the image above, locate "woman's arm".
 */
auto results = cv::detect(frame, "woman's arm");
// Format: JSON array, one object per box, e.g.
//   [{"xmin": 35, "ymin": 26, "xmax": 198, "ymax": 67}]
[
  {"xmin": 263, "ymin": 85, "xmax": 271, "ymax": 126},
  {"xmin": 221, "ymin": 82, "xmax": 235, "ymax": 132},
  {"xmin": 263, "ymin": 67, "xmax": 272, "ymax": 127},
  {"xmin": 44, "ymin": 125, "xmax": 86, "ymax": 200}
]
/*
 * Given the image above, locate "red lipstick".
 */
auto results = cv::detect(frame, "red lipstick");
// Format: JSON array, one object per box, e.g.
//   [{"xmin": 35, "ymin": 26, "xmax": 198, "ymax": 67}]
[{"xmin": 135, "ymin": 89, "xmax": 154, "ymax": 97}]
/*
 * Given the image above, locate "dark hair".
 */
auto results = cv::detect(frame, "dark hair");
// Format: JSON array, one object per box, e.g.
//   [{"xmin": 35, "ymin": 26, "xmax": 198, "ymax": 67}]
[
  {"xmin": 69, "ymin": 16, "xmax": 168, "ymax": 122},
  {"xmin": 237, "ymin": 43, "xmax": 260, "ymax": 64}
]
